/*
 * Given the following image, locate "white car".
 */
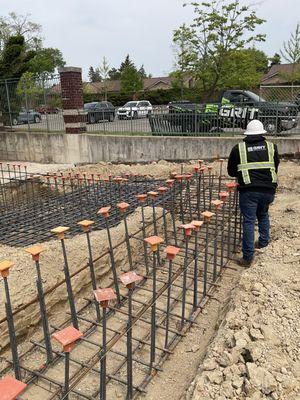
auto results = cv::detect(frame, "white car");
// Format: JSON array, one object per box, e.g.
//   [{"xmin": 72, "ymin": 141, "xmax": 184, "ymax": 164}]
[{"xmin": 117, "ymin": 101, "xmax": 153, "ymax": 119}]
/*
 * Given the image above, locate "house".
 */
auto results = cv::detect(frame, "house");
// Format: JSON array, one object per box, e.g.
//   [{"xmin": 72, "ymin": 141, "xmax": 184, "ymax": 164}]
[
  {"xmin": 83, "ymin": 76, "xmax": 194, "ymax": 94},
  {"xmin": 261, "ymin": 63, "xmax": 300, "ymax": 85}
]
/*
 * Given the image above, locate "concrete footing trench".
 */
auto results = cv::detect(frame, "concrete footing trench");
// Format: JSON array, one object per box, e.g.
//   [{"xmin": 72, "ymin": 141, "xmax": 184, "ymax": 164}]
[{"xmin": 0, "ymin": 159, "xmax": 299, "ymax": 400}]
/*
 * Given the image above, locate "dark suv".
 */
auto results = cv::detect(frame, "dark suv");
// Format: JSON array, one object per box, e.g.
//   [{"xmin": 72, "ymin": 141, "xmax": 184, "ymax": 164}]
[{"xmin": 84, "ymin": 101, "xmax": 115, "ymax": 123}]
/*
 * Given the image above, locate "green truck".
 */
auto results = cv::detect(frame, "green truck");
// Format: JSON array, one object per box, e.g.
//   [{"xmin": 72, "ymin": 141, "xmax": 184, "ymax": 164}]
[{"xmin": 151, "ymin": 89, "xmax": 298, "ymax": 135}]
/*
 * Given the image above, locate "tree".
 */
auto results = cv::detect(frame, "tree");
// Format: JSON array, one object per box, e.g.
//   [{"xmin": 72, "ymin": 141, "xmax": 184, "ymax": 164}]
[
  {"xmin": 88, "ymin": 66, "xmax": 101, "ymax": 82},
  {"xmin": 0, "ymin": 35, "xmax": 35, "ymax": 79},
  {"xmin": 172, "ymin": 23, "xmax": 193, "ymax": 99},
  {"xmin": 120, "ymin": 65, "xmax": 143, "ymax": 94},
  {"xmin": 280, "ymin": 23, "xmax": 300, "ymax": 84},
  {"xmin": 269, "ymin": 53, "xmax": 281, "ymax": 67},
  {"xmin": 28, "ymin": 48, "xmax": 65, "ymax": 76},
  {"xmin": 98, "ymin": 57, "xmax": 110, "ymax": 100},
  {"xmin": 138, "ymin": 65, "xmax": 147, "ymax": 79},
  {"xmin": 119, "ymin": 54, "xmax": 135, "ymax": 73},
  {"xmin": 281, "ymin": 23, "xmax": 300, "ymax": 64},
  {"xmin": 173, "ymin": 1, "xmax": 265, "ymax": 97},
  {"xmin": 0, "ymin": 12, "xmax": 42, "ymax": 54},
  {"xmin": 108, "ymin": 67, "xmax": 121, "ymax": 80},
  {"xmin": 218, "ymin": 48, "xmax": 268, "ymax": 89}
]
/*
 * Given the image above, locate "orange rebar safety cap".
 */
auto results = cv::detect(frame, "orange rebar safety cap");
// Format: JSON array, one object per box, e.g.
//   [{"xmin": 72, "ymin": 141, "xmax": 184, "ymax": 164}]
[
  {"xmin": 25, "ymin": 245, "xmax": 44, "ymax": 261},
  {"xmin": 201, "ymin": 211, "xmax": 215, "ymax": 223},
  {"xmin": 0, "ymin": 260, "xmax": 13, "ymax": 278},
  {"xmin": 77, "ymin": 220, "xmax": 94, "ymax": 232},
  {"xmin": 50, "ymin": 226, "xmax": 70, "ymax": 240},
  {"xmin": 190, "ymin": 220, "xmax": 204, "ymax": 231},
  {"xmin": 144, "ymin": 236, "xmax": 164, "ymax": 252}
]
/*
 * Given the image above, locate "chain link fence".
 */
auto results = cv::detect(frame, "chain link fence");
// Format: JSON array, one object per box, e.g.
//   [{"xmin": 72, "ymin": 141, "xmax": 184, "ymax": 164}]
[
  {"xmin": 1, "ymin": 78, "xmax": 300, "ymax": 136},
  {"xmin": 0, "ymin": 75, "xmax": 64, "ymax": 132}
]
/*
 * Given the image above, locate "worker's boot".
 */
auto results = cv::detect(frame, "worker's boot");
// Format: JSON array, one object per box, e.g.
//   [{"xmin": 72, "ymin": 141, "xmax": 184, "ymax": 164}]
[
  {"xmin": 236, "ymin": 257, "xmax": 253, "ymax": 267},
  {"xmin": 255, "ymin": 240, "xmax": 268, "ymax": 249}
]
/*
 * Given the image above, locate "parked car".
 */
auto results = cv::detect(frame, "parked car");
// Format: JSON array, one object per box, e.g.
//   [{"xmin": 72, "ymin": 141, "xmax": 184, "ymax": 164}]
[
  {"xmin": 13, "ymin": 109, "xmax": 42, "ymax": 125},
  {"xmin": 84, "ymin": 101, "xmax": 115, "ymax": 123},
  {"xmin": 36, "ymin": 105, "xmax": 60, "ymax": 114},
  {"xmin": 117, "ymin": 101, "xmax": 153, "ymax": 119},
  {"xmin": 294, "ymin": 92, "xmax": 300, "ymax": 110},
  {"xmin": 167, "ymin": 100, "xmax": 190, "ymax": 111}
]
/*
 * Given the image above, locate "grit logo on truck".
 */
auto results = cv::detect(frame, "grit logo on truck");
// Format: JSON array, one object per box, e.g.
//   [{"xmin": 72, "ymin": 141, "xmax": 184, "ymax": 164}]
[{"xmin": 219, "ymin": 106, "xmax": 259, "ymax": 120}]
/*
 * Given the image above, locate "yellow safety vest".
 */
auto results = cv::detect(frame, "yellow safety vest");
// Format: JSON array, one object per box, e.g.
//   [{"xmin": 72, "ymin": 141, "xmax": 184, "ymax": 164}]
[{"xmin": 237, "ymin": 142, "xmax": 277, "ymax": 185}]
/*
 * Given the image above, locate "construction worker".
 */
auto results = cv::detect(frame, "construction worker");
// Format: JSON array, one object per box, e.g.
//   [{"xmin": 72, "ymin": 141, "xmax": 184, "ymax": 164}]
[{"xmin": 227, "ymin": 119, "xmax": 280, "ymax": 267}]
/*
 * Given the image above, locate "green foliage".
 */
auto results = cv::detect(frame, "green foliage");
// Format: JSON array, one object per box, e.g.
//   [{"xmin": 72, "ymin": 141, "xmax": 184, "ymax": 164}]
[
  {"xmin": 16, "ymin": 71, "xmax": 42, "ymax": 96},
  {"xmin": 107, "ymin": 55, "xmax": 148, "ymax": 84},
  {"xmin": 269, "ymin": 53, "xmax": 281, "ymax": 67},
  {"xmin": 88, "ymin": 66, "xmax": 102, "ymax": 82},
  {"xmin": 0, "ymin": 35, "xmax": 35, "ymax": 79},
  {"xmin": 0, "ymin": 12, "xmax": 64, "ymax": 77},
  {"xmin": 83, "ymin": 87, "xmax": 204, "ymax": 107},
  {"xmin": 120, "ymin": 65, "xmax": 143, "ymax": 93},
  {"xmin": 28, "ymin": 48, "xmax": 65, "ymax": 76},
  {"xmin": 108, "ymin": 67, "xmax": 121, "ymax": 80},
  {"xmin": 173, "ymin": 1, "xmax": 266, "ymax": 96},
  {"xmin": 218, "ymin": 48, "xmax": 268, "ymax": 89}
]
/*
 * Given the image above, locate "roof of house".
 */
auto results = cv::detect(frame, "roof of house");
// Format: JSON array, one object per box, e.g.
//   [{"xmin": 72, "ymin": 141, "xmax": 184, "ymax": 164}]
[
  {"xmin": 261, "ymin": 63, "xmax": 300, "ymax": 85},
  {"xmin": 84, "ymin": 76, "xmax": 174, "ymax": 93},
  {"xmin": 51, "ymin": 75, "xmax": 193, "ymax": 94}
]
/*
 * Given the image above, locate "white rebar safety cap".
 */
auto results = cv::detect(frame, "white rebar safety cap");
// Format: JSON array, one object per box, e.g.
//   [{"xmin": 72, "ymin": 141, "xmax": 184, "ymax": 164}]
[{"xmin": 244, "ymin": 120, "xmax": 267, "ymax": 135}]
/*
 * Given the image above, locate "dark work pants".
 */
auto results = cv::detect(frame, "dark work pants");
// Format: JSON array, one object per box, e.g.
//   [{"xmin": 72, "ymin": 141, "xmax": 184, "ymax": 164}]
[{"xmin": 239, "ymin": 191, "xmax": 275, "ymax": 261}]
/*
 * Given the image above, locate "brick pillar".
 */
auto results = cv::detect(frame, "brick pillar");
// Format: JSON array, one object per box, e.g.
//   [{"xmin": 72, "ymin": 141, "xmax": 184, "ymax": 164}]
[{"xmin": 59, "ymin": 67, "xmax": 86, "ymax": 134}]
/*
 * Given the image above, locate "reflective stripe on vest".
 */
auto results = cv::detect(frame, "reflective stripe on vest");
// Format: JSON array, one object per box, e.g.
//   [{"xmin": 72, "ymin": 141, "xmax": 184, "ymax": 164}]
[{"xmin": 237, "ymin": 142, "xmax": 277, "ymax": 185}]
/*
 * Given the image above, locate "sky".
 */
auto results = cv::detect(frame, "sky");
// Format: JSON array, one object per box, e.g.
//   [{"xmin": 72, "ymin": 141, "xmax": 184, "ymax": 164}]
[{"xmin": 1, "ymin": 0, "xmax": 300, "ymax": 79}]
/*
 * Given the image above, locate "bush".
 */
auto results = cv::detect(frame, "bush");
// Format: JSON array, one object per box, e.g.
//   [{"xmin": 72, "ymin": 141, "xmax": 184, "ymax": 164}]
[{"xmin": 83, "ymin": 88, "xmax": 204, "ymax": 107}]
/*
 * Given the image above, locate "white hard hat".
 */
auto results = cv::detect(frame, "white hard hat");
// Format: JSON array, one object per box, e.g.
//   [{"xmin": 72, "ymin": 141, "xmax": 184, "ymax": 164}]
[{"xmin": 244, "ymin": 120, "xmax": 267, "ymax": 135}]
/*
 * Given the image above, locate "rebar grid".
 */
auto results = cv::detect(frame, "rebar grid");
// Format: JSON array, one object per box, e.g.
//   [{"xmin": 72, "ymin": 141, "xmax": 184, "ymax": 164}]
[{"xmin": 0, "ymin": 162, "xmax": 241, "ymax": 400}]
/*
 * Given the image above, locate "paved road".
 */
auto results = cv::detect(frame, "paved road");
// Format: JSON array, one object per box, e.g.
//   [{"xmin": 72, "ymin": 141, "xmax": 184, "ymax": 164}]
[
  {"xmin": 9, "ymin": 112, "xmax": 300, "ymax": 135},
  {"xmin": 12, "ymin": 113, "xmax": 152, "ymax": 133}
]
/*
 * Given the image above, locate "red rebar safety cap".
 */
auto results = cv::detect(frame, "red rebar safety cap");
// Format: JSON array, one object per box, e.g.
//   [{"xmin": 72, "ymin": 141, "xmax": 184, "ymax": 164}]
[
  {"xmin": 164, "ymin": 245, "xmax": 180, "ymax": 260},
  {"xmin": 179, "ymin": 223, "xmax": 195, "ymax": 237},
  {"xmin": 136, "ymin": 194, "xmax": 147, "ymax": 203},
  {"xmin": 52, "ymin": 326, "xmax": 83, "ymax": 353},
  {"xmin": 94, "ymin": 288, "xmax": 117, "ymax": 308},
  {"xmin": 98, "ymin": 206, "xmax": 111, "ymax": 218},
  {"xmin": 0, "ymin": 375, "xmax": 27, "ymax": 400},
  {"xmin": 119, "ymin": 271, "xmax": 143, "ymax": 289},
  {"xmin": 117, "ymin": 202, "xmax": 130, "ymax": 213}
]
